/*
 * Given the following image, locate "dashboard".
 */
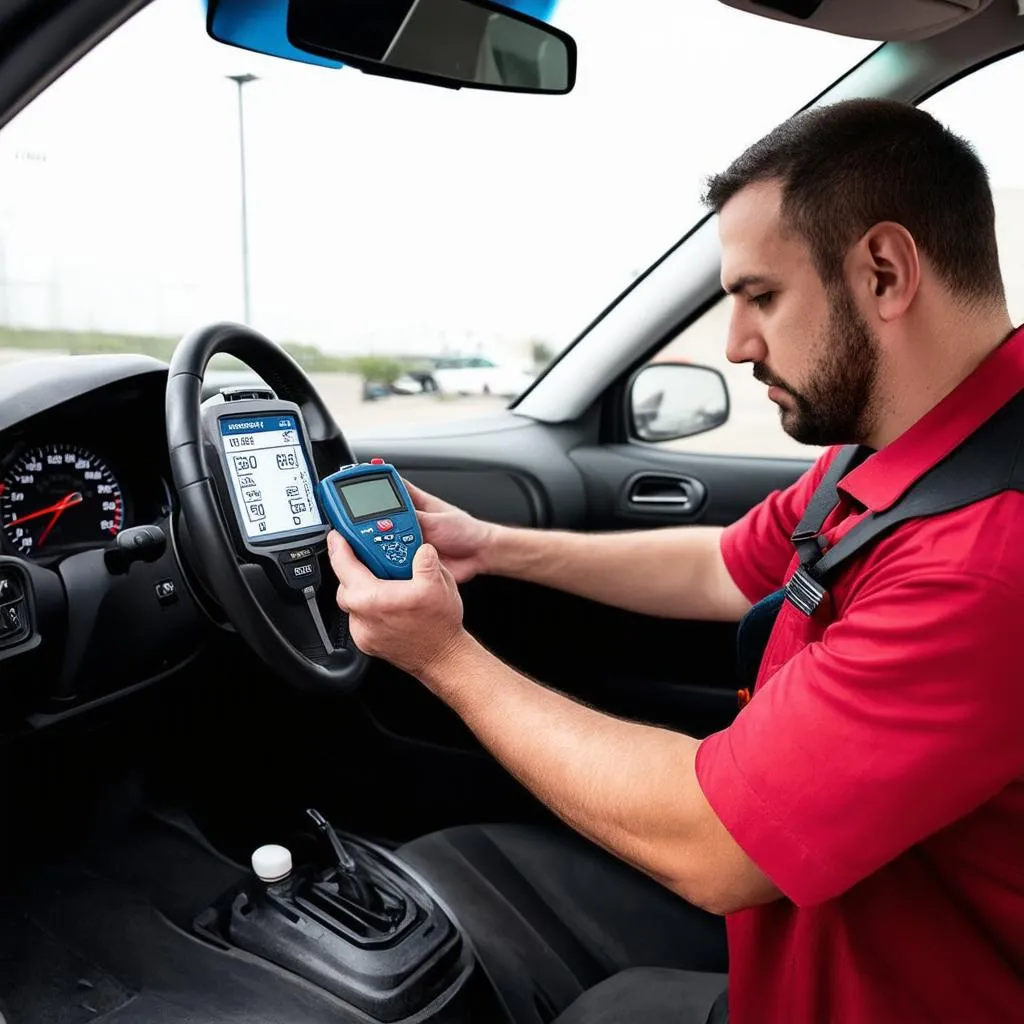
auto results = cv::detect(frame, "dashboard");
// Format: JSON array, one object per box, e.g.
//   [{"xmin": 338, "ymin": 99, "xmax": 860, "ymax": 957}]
[
  {"xmin": 0, "ymin": 350, "xmax": 555, "ymax": 732},
  {"xmin": 0, "ymin": 355, "xmax": 207, "ymax": 726}
]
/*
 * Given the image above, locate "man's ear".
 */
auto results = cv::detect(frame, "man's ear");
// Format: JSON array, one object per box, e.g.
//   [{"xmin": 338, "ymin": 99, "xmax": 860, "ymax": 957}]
[{"xmin": 848, "ymin": 221, "xmax": 921, "ymax": 322}]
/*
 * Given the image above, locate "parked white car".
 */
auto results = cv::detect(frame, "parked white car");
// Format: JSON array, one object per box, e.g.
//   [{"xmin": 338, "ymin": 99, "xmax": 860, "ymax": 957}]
[{"xmin": 396, "ymin": 356, "xmax": 536, "ymax": 398}]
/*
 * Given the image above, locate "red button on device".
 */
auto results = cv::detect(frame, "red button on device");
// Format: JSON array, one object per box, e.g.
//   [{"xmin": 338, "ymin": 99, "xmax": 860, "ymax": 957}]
[
  {"xmin": 377, "ymin": 519, "xmax": 394, "ymax": 532},
  {"xmin": 370, "ymin": 458, "xmax": 385, "ymax": 465}
]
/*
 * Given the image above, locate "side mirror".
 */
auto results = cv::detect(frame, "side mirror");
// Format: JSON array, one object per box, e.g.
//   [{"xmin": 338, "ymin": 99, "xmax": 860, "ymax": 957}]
[{"xmin": 629, "ymin": 362, "xmax": 729, "ymax": 442}]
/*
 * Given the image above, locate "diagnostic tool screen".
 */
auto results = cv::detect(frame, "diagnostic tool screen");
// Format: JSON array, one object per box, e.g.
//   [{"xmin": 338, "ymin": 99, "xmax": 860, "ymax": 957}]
[
  {"xmin": 335, "ymin": 476, "xmax": 405, "ymax": 521},
  {"xmin": 220, "ymin": 414, "xmax": 323, "ymax": 541}
]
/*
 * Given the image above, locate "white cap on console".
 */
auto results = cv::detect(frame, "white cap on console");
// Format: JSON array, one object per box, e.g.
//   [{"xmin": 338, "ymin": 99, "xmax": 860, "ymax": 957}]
[{"xmin": 251, "ymin": 844, "xmax": 293, "ymax": 883}]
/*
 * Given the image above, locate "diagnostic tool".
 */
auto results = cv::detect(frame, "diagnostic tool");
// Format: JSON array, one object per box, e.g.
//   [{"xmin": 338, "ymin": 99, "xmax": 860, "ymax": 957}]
[
  {"xmin": 317, "ymin": 460, "xmax": 421, "ymax": 580},
  {"xmin": 202, "ymin": 398, "xmax": 330, "ymax": 595}
]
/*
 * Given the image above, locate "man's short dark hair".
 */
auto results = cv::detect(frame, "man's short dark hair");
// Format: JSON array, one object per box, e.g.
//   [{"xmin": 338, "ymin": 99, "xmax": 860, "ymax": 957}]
[{"xmin": 703, "ymin": 98, "xmax": 1005, "ymax": 307}]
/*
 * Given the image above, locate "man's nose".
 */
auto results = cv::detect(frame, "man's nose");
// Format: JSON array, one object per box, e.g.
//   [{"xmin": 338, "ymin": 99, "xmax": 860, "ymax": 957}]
[{"xmin": 726, "ymin": 308, "xmax": 766, "ymax": 365}]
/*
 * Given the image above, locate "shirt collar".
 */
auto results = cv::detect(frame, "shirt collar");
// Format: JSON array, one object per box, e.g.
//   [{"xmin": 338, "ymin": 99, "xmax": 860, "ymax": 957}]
[{"xmin": 839, "ymin": 324, "xmax": 1024, "ymax": 513}]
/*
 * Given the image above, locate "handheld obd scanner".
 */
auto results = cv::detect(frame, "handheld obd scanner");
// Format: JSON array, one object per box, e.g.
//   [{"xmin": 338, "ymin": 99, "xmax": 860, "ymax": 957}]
[{"xmin": 317, "ymin": 460, "xmax": 422, "ymax": 580}]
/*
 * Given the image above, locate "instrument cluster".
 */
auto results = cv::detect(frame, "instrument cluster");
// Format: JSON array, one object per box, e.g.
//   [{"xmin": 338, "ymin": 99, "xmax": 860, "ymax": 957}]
[{"xmin": 0, "ymin": 439, "xmax": 170, "ymax": 562}]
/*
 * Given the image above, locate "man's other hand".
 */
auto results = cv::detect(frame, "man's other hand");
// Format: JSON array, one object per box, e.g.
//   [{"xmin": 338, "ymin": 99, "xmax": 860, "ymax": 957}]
[
  {"xmin": 327, "ymin": 530, "xmax": 466, "ymax": 678},
  {"xmin": 403, "ymin": 480, "xmax": 497, "ymax": 584}
]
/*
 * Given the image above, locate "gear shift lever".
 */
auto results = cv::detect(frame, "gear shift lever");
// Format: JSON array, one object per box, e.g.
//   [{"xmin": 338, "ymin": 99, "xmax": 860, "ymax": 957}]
[
  {"xmin": 305, "ymin": 807, "xmax": 394, "ymax": 919},
  {"xmin": 306, "ymin": 808, "xmax": 357, "ymax": 872}
]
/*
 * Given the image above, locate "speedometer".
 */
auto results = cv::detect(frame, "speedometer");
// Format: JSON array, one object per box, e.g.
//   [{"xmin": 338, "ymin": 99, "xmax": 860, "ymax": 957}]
[{"xmin": 0, "ymin": 445, "xmax": 124, "ymax": 557}]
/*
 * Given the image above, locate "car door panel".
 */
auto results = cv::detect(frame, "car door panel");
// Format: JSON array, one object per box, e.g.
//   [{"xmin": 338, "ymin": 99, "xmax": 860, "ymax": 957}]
[{"xmin": 568, "ymin": 444, "xmax": 810, "ymax": 529}]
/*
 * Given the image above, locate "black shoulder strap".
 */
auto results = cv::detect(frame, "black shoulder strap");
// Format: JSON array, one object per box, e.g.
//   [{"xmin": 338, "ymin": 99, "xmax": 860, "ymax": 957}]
[
  {"xmin": 790, "ymin": 444, "xmax": 872, "ymax": 565},
  {"xmin": 786, "ymin": 388, "xmax": 1024, "ymax": 616}
]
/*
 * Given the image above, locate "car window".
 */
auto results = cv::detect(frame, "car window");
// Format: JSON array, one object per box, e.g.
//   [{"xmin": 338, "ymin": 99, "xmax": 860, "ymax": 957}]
[
  {"xmin": 0, "ymin": 0, "xmax": 872, "ymax": 435},
  {"xmin": 645, "ymin": 49, "xmax": 1024, "ymax": 459},
  {"xmin": 918, "ymin": 52, "xmax": 1024, "ymax": 325}
]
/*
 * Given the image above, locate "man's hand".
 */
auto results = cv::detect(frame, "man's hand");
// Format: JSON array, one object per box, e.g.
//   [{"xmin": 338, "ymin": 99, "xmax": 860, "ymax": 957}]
[
  {"xmin": 327, "ymin": 530, "xmax": 467, "ymax": 678},
  {"xmin": 404, "ymin": 481, "xmax": 497, "ymax": 584}
]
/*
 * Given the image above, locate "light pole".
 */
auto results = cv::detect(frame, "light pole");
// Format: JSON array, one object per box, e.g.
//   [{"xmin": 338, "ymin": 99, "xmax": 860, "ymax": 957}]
[{"xmin": 227, "ymin": 73, "xmax": 258, "ymax": 325}]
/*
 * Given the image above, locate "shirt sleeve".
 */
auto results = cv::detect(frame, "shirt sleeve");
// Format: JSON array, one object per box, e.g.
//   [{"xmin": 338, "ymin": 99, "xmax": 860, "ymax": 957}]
[
  {"xmin": 720, "ymin": 446, "xmax": 841, "ymax": 604},
  {"xmin": 695, "ymin": 566, "xmax": 1024, "ymax": 907}
]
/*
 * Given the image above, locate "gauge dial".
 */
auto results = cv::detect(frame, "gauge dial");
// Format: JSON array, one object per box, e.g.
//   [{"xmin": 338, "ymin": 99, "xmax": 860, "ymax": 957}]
[{"xmin": 0, "ymin": 445, "xmax": 124, "ymax": 557}]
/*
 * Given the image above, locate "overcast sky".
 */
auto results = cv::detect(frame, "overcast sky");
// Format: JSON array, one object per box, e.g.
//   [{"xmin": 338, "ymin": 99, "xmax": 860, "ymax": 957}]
[{"xmin": 5, "ymin": 0, "xmax": 1012, "ymax": 358}]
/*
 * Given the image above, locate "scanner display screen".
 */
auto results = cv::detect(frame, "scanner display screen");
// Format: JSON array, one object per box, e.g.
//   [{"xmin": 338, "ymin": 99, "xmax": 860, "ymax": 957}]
[
  {"xmin": 335, "ymin": 475, "xmax": 405, "ymax": 521},
  {"xmin": 220, "ymin": 414, "xmax": 323, "ymax": 541}
]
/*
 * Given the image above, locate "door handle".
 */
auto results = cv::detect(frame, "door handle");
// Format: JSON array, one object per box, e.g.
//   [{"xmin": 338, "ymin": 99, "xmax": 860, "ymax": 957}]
[{"xmin": 626, "ymin": 474, "xmax": 705, "ymax": 511}]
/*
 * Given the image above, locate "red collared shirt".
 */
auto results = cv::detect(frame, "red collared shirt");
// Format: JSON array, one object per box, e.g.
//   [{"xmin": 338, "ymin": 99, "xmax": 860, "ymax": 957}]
[{"xmin": 696, "ymin": 326, "xmax": 1024, "ymax": 1023}]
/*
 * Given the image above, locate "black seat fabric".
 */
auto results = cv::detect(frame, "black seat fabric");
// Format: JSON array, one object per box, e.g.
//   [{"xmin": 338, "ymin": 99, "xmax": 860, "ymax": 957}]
[
  {"xmin": 396, "ymin": 823, "xmax": 728, "ymax": 1024},
  {"xmin": 552, "ymin": 968, "xmax": 729, "ymax": 1024}
]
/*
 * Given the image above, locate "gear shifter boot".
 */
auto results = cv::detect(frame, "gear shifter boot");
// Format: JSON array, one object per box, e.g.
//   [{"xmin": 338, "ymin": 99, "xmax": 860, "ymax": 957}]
[
  {"xmin": 304, "ymin": 807, "xmax": 393, "ymax": 926},
  {"xmin": 194, "ymin": 833, "xmax": 471, "ymax": 1022},
  {"xmin": 295, "ymin": 844, "xmax": 410, "ymax": 944}
]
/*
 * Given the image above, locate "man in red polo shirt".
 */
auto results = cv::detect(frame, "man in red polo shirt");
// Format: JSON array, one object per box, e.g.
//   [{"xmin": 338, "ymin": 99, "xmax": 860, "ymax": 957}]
[{"xmin": 326, "ymin": 98, "xmax": 1024, "ymax": 1023}]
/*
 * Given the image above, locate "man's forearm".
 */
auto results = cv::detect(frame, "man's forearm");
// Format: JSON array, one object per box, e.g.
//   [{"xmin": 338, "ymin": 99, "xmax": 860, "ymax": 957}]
[
  {"xmin": 419, "ymin": 631, "xmax": 781, "ymax": 914},
  {"xmin": 423, "ymin": 633, "xmax": 706, "ymax": 889},
  {"xmin": 484, "ymin": 523, "xmax": 749, "ymax": 622}
]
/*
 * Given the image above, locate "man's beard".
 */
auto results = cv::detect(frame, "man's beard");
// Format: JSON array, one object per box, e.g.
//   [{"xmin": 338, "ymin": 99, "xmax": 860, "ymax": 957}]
[{"xmin": 754, "ymin": 286, "xmax": 879, "ymax": 447}]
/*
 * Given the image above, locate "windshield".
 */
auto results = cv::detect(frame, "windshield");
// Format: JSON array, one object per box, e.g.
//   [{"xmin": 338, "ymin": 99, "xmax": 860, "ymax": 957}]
[{"xmin": 0, "ymin": 0, "xmax": 874, "ymax": 405}]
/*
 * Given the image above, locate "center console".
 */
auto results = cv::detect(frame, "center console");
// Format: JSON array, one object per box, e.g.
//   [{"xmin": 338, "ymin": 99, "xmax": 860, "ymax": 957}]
[{"xmin": 194, "ymin": 809, "xmax": 475, "ymax": 1022}]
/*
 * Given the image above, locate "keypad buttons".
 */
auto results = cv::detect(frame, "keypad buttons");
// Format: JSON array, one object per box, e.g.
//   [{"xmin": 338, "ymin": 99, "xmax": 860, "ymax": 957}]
[{"xmin": 381, "ymin": 541, "xmax": 409, "ymax": 564}]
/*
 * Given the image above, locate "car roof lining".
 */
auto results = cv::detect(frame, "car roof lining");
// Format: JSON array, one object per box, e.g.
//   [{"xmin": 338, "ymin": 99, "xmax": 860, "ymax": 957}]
[{"xmin": 716, "ymin": 0, "xmax": 1001, "ymax": 43}]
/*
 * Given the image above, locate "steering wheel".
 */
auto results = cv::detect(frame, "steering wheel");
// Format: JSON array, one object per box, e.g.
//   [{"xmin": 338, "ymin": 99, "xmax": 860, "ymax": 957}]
[{"xmin": 165, "ymin": 322, "xmax": 370, "ymax": 693}]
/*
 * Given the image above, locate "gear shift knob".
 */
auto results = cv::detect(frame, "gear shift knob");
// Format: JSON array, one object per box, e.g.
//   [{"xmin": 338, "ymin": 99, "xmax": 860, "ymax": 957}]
[{"xmin": 252, "ymin": 844, "xmax": 293, "ymax": 883}]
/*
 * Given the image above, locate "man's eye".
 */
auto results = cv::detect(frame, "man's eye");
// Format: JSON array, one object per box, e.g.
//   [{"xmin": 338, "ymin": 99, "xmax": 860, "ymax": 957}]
[{"xmin": 749, "ymin": 292, "xmax": 774, "ymax": 309}]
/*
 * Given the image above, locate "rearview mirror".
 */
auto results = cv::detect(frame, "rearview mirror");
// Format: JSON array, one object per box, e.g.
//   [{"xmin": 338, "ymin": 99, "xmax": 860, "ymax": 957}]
[
  {"xmin": 206, "ymin": 0, "xmax": 576, "ymax": 94},
  {"xmin": 288, "ymin": 0, "xmax": 575, "ymax": 93},
  {"xmin": 629, "ymin": 363, "xmax": 729, "ymax": 442}
]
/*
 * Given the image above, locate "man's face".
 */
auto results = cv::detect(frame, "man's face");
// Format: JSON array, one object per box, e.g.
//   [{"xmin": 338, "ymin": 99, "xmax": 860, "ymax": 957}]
[{"xmin": 718, "ymin": 181, "xmax": 879, "ymax": 447}]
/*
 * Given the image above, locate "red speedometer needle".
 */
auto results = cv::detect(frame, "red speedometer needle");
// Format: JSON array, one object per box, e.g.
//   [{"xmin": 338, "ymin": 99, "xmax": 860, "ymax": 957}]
[
  {"xmin": 10, "ymin": 491, "xmax": 84, "ymax": 527},
  {"xmin": 36, "ymin": 491, "xmax": 84, "ymax": 549}
]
